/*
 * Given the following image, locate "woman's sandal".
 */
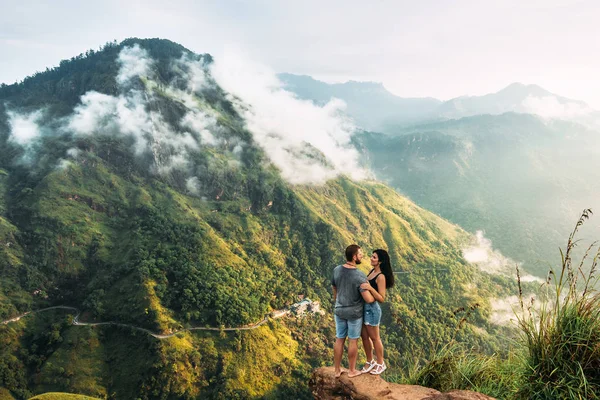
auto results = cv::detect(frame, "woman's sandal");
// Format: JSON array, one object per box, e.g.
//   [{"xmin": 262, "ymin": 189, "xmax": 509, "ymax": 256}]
[
  {"xmin": 361, "ymin": 360, "xmax": 375, "ymax": 373},
  {"xmin": 370, "ymin": 362, "xmax": 387, "ymax": 375}
]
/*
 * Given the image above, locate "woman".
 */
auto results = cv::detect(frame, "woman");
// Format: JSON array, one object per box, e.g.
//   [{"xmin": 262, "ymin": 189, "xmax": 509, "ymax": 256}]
[{"xmin": 360, "ymin": 249, "xmax": 395, "ymax": 375}]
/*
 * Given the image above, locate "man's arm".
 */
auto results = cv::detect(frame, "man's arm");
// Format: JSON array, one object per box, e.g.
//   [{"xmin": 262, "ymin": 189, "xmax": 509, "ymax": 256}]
[
  {"xmin": 332, "ymin": 286, "xmax": 337, "ymax": 302},
  {"xmin": 360, "ymin": 288, "xmax": 375, "ymax": 303},
  {"xmin": 360, "ymin": 276, "xmax": 386, "ymax": 303}
]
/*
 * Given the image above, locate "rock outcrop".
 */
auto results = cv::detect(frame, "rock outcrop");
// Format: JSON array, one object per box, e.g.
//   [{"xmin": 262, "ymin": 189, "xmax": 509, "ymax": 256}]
[{"xmin": 309, "ymin": 367, "xmax": 496, "ymax": 400}]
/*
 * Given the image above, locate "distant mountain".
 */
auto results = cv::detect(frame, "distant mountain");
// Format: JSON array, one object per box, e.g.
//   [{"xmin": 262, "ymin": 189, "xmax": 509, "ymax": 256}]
[
  {"xmin": 282, "ymin": 75, "xmax": 600, "ymax": 270},
  {"xmin": 280, "ymin": 75, "xmax": 600, "ymax": 132},
  {"xmin": 355, "ymin": 113, "xmax": 600, "ymax": 276},
  {"xmin": 436, "ymin": 82, "xmax": 595, "ymax": 121},
  {"xmin": 278, "ymin": 73, "xmax": 441, "ymax": 131}
]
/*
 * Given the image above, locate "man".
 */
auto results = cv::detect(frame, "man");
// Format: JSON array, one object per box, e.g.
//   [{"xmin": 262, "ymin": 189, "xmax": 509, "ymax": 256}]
[{"xmin": 331, "ymin": 244, "xmax": 375, "ymax": 378}]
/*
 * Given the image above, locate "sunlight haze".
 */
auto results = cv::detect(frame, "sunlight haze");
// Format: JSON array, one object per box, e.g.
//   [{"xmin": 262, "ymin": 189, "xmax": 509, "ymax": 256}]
[{"xmin": 1, "ymin": 0, "xmax": 599, "ymax": 106}]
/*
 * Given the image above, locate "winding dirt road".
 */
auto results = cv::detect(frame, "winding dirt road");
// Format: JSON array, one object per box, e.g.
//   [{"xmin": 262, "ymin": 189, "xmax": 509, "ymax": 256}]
[{"xmin": 1, "ymin": 306, "xmax": 290, "ymax": 339}]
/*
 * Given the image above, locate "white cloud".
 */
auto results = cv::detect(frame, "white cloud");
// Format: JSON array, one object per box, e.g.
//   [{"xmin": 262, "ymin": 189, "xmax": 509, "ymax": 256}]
[
  {"xmin": 490, "ymin": 295, "xmax": 520, "ymax": 325},
  {"xmin": 520, "ymin": 274, "xmax": 544, "ymax": 283},
  {"xmin": 490, "ymin": 291, "xmax": 562, "ymax": 326},
  {"xmin": 186, "ymin": 176, "xmax": 202, "ymax": 195},
  {"xmin": 176, "ymin": 53, "xmax": 209, "ymax": 94},
  {"xmin": 116, "ymin": 44, "xmax": 152, "ymax": 85},
  {"xmin": 68, "ymin": 91, "xmax": 119, "ymax": 135},
  {"xmin": 462, "ymin": 230, "xmax": 544, "ymax": 282},
  {"xmin": 181, "ymin": 109, "xmax": 220, "ymax": 146},
  {"xmin": 56, "ymin": 158, "xmax": 72, "ymax": 170},
  {"xmin": 49, "ymin": 45, "xmax": 372, "ymax": 187},
  {"xmin": 68, "ymin": 47, "xmax": 205, "ymax": 175},
  {"xmin": 68, "ymin": 90, "xmax": 154, "ymax": 156},
  {"xmin": 521, "ymin": 95, "xmax": 593, "ymax": 119},
  {"xmin": 7, "ymin": 110, "xmax": 44, "ymax": 145},
  {"xmin": 210, "ymin": 49, "xmax": 370, "ymax": 185},
  {"xmin": 66, "ymin": 148, "xmax": 81, "ymax": 158},
  {"xmin": 462, "ymin": 230, "xmax": 515, "ymax": 274}
]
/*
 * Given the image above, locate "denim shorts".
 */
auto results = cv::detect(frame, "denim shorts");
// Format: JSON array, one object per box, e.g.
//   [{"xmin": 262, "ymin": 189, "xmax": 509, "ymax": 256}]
[
  {"xmin": 334, "ymin": 314, "xmax": 363, "ymax": 339},
  {"xmin": 364, "ymin": 302, "xmax": 382, "ymax": 326}
]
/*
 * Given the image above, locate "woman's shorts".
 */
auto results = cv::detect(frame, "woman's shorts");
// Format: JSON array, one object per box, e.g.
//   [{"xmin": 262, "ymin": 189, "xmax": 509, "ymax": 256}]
[{"xmin": 364, "ymin": 302, "xmax": 382, "ymax": 326}]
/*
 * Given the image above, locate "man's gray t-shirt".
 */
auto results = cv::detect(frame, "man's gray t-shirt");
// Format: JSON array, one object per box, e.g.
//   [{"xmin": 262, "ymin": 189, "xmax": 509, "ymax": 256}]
[{"xmin": 331, "ymin": 265, "xmax": 368, "ymax": 320}]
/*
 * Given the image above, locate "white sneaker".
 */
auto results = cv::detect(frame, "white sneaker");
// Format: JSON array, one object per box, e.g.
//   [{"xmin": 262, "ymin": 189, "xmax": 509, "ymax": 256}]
[
  {"xmin": 361, "ymin": 360, "xmax": 376, "ymax": 373},
  {"xmin": 370, "ymin": 362, "xmax": 387, "ymax": 375}
]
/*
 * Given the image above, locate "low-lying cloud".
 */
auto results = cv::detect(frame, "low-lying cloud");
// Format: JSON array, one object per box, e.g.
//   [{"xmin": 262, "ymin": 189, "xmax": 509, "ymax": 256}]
[
  {"xmin": 210, "ymin": 49, "xmax": 369, "ymax": 184},
  {"xmin": 6, "ymin": 109, "xmax": 44, "ymax": 146},
  {"xmin": 521, "ymin": 95, "xmax": 593, "ymax": 120},
  {"xmin": 116, "ymin": 44, "xmax": 153, "ymax": 86},
  {"xmin": 462, "ymin": 230, "xmax": 517, "ymax": 274},
  {"xmin": 463, "ymin": 230, "xmax": 543, "ymax": 282},
  {"xmin": 463, "ymin": 231, "xmax": 547, "ymax": 326},
  {"xmin": 489, "ymin": 295, "xmax": 520, "ymax": 325},
  {"xmin": 66, "ymin": 46, "xmax": 213, "ymax": 176},
  {"xmin": 6, "ymin": 44, "xmax": 371, "ymax": 189}
]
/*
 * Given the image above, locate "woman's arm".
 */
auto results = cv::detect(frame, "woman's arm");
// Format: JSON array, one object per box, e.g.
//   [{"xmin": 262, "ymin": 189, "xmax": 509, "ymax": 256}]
[
  {"xmin": 360, "ymin": 276, "xmax": 386, "ymax": 303},
  {"xmin": 374, "ymin": 275, "xmax": 386, "ymax": 303}
]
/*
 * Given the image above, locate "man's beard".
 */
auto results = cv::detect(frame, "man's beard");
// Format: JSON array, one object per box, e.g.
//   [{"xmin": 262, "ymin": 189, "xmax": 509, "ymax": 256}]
[{"xmin": 356, "ymin": 259, "xmax": 362, "ymax": 264}]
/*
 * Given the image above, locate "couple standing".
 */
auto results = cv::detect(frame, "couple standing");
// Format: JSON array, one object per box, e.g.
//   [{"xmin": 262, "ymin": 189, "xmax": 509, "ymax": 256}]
[{"xmin": 331, "ymin": 244, "xmax": 395, "ymax": 378}]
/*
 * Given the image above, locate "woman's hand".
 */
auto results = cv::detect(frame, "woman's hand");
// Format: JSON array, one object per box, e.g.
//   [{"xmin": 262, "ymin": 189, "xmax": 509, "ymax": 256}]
[{"xmin": 360, "ymin": 282, "xmax": 373, "ymax": 292}]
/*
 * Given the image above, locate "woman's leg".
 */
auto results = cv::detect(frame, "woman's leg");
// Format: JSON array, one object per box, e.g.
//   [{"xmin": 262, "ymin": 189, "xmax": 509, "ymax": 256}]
[
  {"xmin": 366, "ymin": 325, "xmax": 384, "ymax": 365},
  {"xmin": 361, "ymin": 324, "xmax": 373, "ymax": 363}
]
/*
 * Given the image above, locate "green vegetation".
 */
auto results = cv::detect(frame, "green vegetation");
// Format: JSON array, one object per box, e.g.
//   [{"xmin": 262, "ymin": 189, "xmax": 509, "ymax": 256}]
[
  {"xmin": 29, "ymin": 393, "xmax": 99, "ymax": 400},
  {"xmin": 0, "ymin": 38, "xmax": 516, "ymax": 399},
  {"xmin": 404, "ymin": 343, "xmax": 524, "ymax": 399},
  {"xmin": 516, "ymin": 209, "xmax": 600, "ymax": 399},
  {"xmin": 401, "ymin": 210, "xmax": 600, "ymax": 399},
  {"xmin": 0, "ymin": 387, "xmax": 16, "ymax": 400}
]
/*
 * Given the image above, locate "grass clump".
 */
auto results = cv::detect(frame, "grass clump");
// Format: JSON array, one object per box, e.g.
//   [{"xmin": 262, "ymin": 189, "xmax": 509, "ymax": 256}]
[
  {"xmin": 407, "ymin": 342, "xmax": 523, "ymax": 399},
  {"xmin": 516, "ymin": 209, "xmax": 600, "ymax": 399}
]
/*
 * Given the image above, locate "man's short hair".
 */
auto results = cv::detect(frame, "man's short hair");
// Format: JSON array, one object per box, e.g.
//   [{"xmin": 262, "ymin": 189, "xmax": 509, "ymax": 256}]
[{"xmin": 345, "ymin": 244, "xmax": 361, "ymax": 262}]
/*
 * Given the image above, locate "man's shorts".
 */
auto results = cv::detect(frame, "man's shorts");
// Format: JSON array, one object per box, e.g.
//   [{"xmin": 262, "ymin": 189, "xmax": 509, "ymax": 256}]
[{"xmin": 334, "ymin": 314, "xmax": 363, "ymax": 339}]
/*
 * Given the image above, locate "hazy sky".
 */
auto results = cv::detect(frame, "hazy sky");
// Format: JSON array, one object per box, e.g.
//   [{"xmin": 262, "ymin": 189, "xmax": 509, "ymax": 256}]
[{"xmin": 2, "ymin": 0, "xmax": 600, "ymax": 106}]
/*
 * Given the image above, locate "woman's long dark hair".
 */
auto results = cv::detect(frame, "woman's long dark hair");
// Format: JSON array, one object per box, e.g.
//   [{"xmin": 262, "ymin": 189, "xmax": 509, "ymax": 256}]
[{"xmin": 374, "ymin": 249, "xmax": 394, "ymax": 288}]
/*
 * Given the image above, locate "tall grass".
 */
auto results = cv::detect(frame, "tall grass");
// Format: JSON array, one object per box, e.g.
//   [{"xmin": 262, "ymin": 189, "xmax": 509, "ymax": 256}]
[
  {"xmin": 405, "ymin": 342, "xmax": 523, "ymax": 399},
  {"xmin": 516, "ymin": 208, "xmax": 600, "ymax": 399},
  {"xmin": 405, "ymin": 209, "xmax": 600, "ymax": 399},
  {"xmin": 402, "ymin": 304, "xmax": 524, "ymax": 399}
]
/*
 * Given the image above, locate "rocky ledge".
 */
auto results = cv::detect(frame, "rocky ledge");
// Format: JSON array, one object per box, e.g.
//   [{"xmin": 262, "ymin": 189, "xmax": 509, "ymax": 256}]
[{"xmin": 309, "ymin": 367, "xmax": 496, "ymax": 400}]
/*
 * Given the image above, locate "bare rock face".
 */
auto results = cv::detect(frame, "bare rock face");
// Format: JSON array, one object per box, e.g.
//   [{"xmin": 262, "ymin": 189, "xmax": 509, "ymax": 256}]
[{"xmin": 309, "ymin": 367, "xmax": 496, "ymax": 400}]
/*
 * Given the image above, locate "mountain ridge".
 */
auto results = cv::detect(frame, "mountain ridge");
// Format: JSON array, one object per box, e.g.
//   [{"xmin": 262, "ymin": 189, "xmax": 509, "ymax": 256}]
[{"xmin": 279, "ymin": 73, "xmax": 597, "ymax": 131}]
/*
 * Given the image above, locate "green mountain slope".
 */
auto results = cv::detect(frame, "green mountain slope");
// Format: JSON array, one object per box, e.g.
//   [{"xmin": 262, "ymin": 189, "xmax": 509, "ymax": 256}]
[
  {"xmin": 29, "ymin": 393, "xmax": 100, "ymax": 400},
  {"xmin": 0, "ymin": 39, "xmax": 515, "ymax": 399}
]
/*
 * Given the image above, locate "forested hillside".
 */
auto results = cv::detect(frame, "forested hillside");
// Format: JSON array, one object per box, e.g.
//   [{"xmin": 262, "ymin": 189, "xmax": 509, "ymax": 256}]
[{"xmin": 0, "ymin": 39, "xmax": 515, "ymax": 399}]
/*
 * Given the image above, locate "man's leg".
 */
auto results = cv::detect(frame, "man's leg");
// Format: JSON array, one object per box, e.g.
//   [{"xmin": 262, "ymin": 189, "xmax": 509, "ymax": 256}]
[
  {"xmin": 347, "ymin": 338, "xmax": 360, "ymax": 377},
  {"xmin": 333, "ymin": 315, "xmax": 348, "ymax": 377},
  {"xmin": 334, "ymin": 338, "xmax": 346, "ymax": 377},
  {"xmin": 347, "ymin": 317, "xmax": 363, "ymax": 377}
]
